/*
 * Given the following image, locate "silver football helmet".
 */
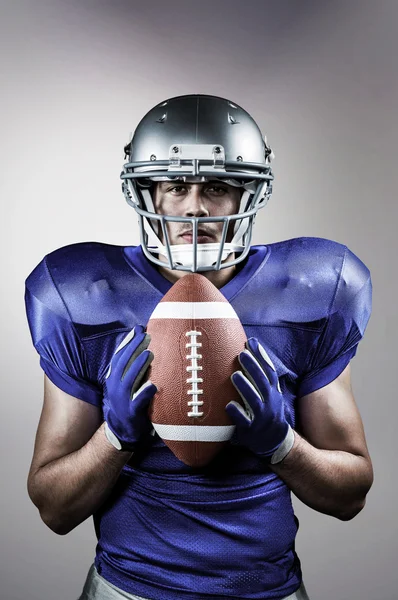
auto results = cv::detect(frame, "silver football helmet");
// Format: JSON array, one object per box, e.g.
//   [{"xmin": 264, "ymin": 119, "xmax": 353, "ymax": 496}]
[{"xmin": 121, "ymin": 94, "xmax": 274, "ymax": 272}]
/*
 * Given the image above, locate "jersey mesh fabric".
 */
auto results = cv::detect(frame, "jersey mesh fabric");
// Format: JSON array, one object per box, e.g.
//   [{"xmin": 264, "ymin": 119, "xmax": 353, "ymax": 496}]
[{"xmin": 25, "ymin": 237, "xmax": 372, "ymax": 600}]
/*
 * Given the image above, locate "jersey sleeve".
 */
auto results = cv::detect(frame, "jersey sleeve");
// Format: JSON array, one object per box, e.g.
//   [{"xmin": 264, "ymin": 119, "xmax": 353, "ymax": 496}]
[
  {"xmin": 297, "ymin": 246, "xmax": 372, "ymax": 398},
  {"xmin": 25, "ymin": 256, "xmax": 103, "ymax": 406}
]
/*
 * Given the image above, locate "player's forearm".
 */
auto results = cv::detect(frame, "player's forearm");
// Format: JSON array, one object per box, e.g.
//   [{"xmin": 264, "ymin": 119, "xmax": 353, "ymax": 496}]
[
  {"xmin": 28, "ymin": 422, "xmax": 132, "ymax": 535},
  {"xmin": 270, "ymin": 430, "xmax": 373, "ymax": 520}
]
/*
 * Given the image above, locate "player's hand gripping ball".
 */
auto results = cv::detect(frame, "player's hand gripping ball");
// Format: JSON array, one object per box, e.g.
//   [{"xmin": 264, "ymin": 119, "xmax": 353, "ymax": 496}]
[
  {"xmin": 103, "ymin": 325, "xmax": 157, "ymax": 451},
  {"xmin": 225, "ymin": 337, "xmax": 290, "ymax": 460},
  {"xmin": 146, "ymin": 274, "xmax": 247, "ymax": 468}
]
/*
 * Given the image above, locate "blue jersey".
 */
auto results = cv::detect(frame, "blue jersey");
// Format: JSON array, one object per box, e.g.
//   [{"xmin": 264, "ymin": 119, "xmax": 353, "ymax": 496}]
[{"xmin": 25, "ymin": 237, "xmax": 372, "ymax": 600}]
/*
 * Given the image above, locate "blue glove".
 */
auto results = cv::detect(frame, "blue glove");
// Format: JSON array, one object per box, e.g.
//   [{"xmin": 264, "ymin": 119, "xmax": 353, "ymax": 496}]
[
  {"xmin": 103, "ymin": 325, "xmax": 157, "ymax": 452},
  {"xmin": 225, "ymin": 337, "xmax": 294, "ymax": 463}
]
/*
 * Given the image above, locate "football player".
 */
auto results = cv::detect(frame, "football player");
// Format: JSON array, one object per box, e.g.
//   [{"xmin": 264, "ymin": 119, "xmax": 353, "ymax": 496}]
[{"xmin": 25, "ymin": 95, "xmax": 373, "ymax": 600}]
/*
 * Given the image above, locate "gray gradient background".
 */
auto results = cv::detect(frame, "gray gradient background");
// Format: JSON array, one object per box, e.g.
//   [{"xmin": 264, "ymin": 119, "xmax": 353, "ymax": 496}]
[{"xmin": 1, "ymin": 1, "xmax": 396, "ymax": 598}]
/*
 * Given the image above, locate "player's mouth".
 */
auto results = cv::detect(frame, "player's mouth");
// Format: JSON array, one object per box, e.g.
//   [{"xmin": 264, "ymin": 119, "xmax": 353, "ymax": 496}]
[{"xmin": 179, "ymin": 229, "xmax": 215, "ymax": 244}]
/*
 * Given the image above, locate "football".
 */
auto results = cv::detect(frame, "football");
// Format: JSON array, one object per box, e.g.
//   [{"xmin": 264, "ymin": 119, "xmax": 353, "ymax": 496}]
[{"xmin": 146, "ymin": 273, "xmax": 247, "ymax": 467}]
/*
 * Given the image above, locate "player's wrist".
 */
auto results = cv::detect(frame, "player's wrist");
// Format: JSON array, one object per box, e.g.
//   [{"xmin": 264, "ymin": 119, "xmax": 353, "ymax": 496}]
[
  {"xmin": 269, "ymin": 424, "xmax": 295, "ymax": 464},
  {"xmin": 104, "ymin": 420, "xmax": 136, "ymax": 453},
  {"xmin": 250, "ymin": 418, "xmax": 291, "ymax": 460}
]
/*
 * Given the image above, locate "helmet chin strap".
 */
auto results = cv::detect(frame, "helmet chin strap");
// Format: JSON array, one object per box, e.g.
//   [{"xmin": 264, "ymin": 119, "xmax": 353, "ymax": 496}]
[
  {"xmin": 156, "ymin": 242, "xmax": 244, "ymax": 269},
  {"xmin": 140, "ymin": 188, "xmax": 251, "ymax": 268}
]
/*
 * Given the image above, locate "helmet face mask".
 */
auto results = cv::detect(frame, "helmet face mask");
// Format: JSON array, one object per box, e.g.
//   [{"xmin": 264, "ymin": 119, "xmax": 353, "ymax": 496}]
[{"xmin": 121, "ymin": 94, "xmax": 274, "ymax": 272}]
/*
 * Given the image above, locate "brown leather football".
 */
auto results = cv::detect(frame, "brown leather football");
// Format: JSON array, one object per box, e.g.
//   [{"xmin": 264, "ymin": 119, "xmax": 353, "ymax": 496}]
[{"xmin": 146, "ymin": 273, "xmax": 247, "ymax": 467}]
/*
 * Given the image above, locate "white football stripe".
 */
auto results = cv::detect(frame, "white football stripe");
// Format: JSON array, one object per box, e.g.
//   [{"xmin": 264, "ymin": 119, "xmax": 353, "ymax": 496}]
[
  {"xmin": 150, "ymin": 302, "xmax": 238, "ymax": 320},
  {"xmin": 152, "ymin": 423, "xmax": 235, "ymax": 442}
]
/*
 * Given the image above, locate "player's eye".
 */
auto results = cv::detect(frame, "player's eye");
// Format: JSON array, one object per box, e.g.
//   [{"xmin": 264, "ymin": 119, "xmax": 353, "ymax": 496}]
[
  {"xmin": 206, "ymin": 185, "xmax": 228, "ymax": 195},
  {"xmin": 167, "ymin": 185, "xmax": 187, "ymax": 194}
]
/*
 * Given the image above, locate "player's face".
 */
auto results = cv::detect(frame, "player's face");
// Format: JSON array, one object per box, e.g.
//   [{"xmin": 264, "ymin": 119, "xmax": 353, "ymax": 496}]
[{"xmin": 153, "ymin": 181, "xmax": 241, "ymax": 245}]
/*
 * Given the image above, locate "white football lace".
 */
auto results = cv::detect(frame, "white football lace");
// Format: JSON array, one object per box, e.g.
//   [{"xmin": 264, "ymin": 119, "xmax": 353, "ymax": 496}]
[{"xmin": 185, "ymin": 330, "xmax": 204, "ymax": 417}]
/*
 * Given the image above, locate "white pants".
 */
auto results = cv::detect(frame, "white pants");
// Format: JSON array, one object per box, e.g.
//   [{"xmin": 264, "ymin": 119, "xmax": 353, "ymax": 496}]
[{"xmin": 78, "ymin": 564, "xmax": 311, "ymax": 600}]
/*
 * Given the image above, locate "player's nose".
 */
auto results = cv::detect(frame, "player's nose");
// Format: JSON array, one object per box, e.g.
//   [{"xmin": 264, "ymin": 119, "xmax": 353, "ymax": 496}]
[{"xmin": 184, "ymin": 187, "xmax": 210, "ymax": 217}]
